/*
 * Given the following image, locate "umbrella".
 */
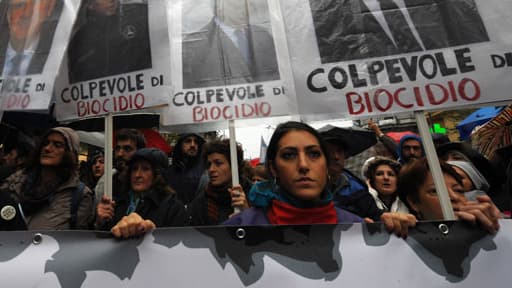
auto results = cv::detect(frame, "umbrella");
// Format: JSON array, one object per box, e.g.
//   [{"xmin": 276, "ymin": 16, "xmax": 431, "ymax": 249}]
[
  {"xmin": 471, "ymin": 105, "xmax": 512, "ymax": 159},
  {"xmin": 138, "ymin": 128, "xmax": 172, "ymax": 155},
  {"xmin": 82, "ymin": 128, "xmax": 172, "ymax": 155},
  {"xmin": 456, "ymin": 106, "xmax": 503, "ymax": 140},
  {"xmin": 385, "ymin": 131, "xmax": 418, "ymax": 144},
  {"xmin": 76, "ymin": 131, "xmax": 105, "ymax": 147},
  {"xmin": 249, "ymin": 158, "xmax": 261, "ymax": 167},
  {"xmin": 318, "ymin": 125, "xmax": 377, "ymax": 158}
]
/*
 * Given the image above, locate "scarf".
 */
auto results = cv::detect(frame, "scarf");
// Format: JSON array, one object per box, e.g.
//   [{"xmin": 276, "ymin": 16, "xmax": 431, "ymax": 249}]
[
  {"xmin": 267, "ymin": 199, "xmax": 337, "ymax": 225},
  {"xmin": 126, "ymin": 190, "xmax": 141, "ymax": 215},
  {"xmin": 249, "ymin": 181, "xmax": 338, "ymax": 224},
  {"xmin": 206, "ymin": 183, "xmax": 233, "ymax": 224},
  {"xmin": 20, "ymin": 170, "xmax": 62, "ymax": 215}
]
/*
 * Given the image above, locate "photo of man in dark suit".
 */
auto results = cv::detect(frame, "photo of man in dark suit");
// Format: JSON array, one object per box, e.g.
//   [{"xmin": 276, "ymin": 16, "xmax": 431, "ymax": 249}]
[
  {"xmin": 67, "ymin": 0, "xmax": 152, "ymax": 84},
  {"xmin": 182, "ymin": 0, "xmax": 280, "ymax": 89},
  {"xmin": 310, "ymin": 0, "xmax": 489, "ymax": 63},
  {"xmin": 0, "ymin": 0, "xmax": 63, "ymax": 77}
]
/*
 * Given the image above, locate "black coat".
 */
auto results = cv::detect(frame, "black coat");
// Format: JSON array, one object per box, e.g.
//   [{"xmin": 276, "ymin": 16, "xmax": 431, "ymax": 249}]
[
  {"xmin": 187, "ymin": 178, "xmax": 252, "ymax": 226},
  {"xmin": 99, "ymin": 188, "xmax": 187, "ymax": 230},
  {"xmin": 67, "ymin": 3, "xmax": 151, "ymax": 83}
]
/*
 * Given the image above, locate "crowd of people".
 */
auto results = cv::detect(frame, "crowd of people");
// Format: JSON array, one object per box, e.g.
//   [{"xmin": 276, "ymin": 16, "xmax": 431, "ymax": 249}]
[{"xmin": 0, "ymin": 120, "xmax": 509, "ymax": 240}]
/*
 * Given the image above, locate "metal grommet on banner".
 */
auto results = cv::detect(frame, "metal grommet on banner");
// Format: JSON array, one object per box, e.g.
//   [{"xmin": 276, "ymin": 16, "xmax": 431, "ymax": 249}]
[
  {"xmin": 32, "ymin": 233, "xmax": 43, "ymax": 245},
  {"xmin": 438, "ymin": 223, "xmax": 449, "ymax": 235},
  {"xmin": 235, "ymin": 228, "xmax": 246, "ymax": 239},
  {"xmin": 1, "ymin": 205, "xmax": 16, "ymax": 221}
]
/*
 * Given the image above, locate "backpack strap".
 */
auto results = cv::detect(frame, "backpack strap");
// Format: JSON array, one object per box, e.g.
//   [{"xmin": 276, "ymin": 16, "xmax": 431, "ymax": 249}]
[{"xmin": 70, "ymin": 182, "xmax": 85, "ymax": 229}]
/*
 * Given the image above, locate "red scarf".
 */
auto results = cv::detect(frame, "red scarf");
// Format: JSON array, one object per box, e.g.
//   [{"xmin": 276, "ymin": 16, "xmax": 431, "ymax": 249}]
[{"xmin": 266, "ymin": 200, "xmax": 338, "ymax": 225}]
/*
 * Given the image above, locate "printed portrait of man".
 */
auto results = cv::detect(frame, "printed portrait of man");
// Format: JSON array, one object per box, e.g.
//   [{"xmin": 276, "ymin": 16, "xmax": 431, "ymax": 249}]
[
  {"xmin": 67, "ymin": 0, "xmax": 152, "ymax": 84},
  {"xmin": 0, "ymin": 0, "xmax": 63, "ymax": 77},
  {"xmin": 310, "ymin": 0, "xmax": 490, "ymax": 63},
  {"xmin": 182, "ymin": 0, "xmax": 280, "ymax": 89}
]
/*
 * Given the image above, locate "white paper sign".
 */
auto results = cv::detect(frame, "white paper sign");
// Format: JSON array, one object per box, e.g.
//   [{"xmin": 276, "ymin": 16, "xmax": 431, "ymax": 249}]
[{"xmin": 280, "ymin": 0, "xmax": 512, "ymax": 121}]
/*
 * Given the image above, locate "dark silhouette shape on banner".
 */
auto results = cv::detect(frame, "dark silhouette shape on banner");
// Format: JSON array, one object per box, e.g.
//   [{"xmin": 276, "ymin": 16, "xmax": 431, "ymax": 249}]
[
  {"xmin": 363, "ymin": 221, "xmax": 495, "ymax": 281},
  {"xmin": 310, "ymin": 0, "xmax": 489, "ymax": 63},
  {"xmin": 45, "ymin": 231, "xmax": 144, "ymax": 288}
]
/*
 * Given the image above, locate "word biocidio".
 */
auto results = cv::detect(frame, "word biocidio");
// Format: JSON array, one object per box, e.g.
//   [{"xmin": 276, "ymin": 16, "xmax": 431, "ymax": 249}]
[
  {"xmin": 0, "ymin": 77, "xmax": 33, "ymax": 109},
  {"xmin": 173, "ymin": 84, "xmax": 277, "ymax": 123},
  {"xmin": 306, "ymin": 47, "xmax": 482, "ymax": 115},
  {"xmin": 60, "ymin": 74, "xmax": 146, "ymax": 117}
]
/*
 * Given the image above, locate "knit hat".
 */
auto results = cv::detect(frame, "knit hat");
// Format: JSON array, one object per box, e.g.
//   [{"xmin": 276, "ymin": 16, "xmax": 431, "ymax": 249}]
[
  {"xmin": 397, "ymin": 134, "xmax": 424, "ymax": 163},
  {"xmin": 47, "ymin": 127, "xmax": 80, "ymax": 155},
  {"xmin": 129, "ymin": 148, "xmax": 168, "ymax": 169},
  {"xmin": 447, "ymin": 160, "xmax": 490, "ymax": 192}
]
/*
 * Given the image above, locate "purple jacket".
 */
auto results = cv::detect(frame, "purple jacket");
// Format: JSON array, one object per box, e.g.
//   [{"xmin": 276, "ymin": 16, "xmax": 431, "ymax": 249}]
[{"xmin": 223, "ymin": 207, "xmax": 362, "ymax": 226}]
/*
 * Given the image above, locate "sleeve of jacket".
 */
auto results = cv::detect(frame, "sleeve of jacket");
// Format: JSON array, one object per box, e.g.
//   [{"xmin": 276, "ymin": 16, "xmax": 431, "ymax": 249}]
[
  {"xmin": 353, "ymin": 188, "xmax": 384, "ymax": 221},
  {"xmin": 76, "ymin": 186, "xmax": 95, "ymax": 230},
  {"xmin": 185, "ymin": 191, "xmax": 208, "ymax": 226},
  {"xmin": 162, "ymin": 194, "xmax": 188, "ymax": 227},
  {"xmin": 379, "ymin": 134, "xmax": 399, "ymax": 159}
]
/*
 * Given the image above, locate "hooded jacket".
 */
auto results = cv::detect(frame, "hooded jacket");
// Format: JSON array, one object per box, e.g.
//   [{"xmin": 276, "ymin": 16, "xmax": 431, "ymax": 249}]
[
  {"xmin": 167, "ymin": 134, "xmax": 207, "ymax": 205},
  {"xmin": 397, "ymin": 134, "xmax": 424, "ymax": 164},
  {"xmin": 331, "ymin": 169, "xmax": 384, "ymax": 221},
  {"xmin": 0, "ymin": 169, "xmax": 94, "ymax": 230},
  {"xmin": 0, "ymin": 127, "xmax": 94, "ymax": 230}
]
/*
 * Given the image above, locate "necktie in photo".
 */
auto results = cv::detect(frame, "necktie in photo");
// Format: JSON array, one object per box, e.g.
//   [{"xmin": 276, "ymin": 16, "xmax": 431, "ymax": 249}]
[{"xmin": 8, "ymin": 53, "xmax": 24, "ymax": 76}]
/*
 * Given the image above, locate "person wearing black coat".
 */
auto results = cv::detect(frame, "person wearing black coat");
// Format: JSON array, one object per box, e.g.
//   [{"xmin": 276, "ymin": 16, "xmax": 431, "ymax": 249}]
[
  {"xmin": 96, "ymin": 148, "xmax": 187, "ymax": 237},
  {"xmin": 187, "ymin": 139, "xmax": 251, "ymax": 226}
]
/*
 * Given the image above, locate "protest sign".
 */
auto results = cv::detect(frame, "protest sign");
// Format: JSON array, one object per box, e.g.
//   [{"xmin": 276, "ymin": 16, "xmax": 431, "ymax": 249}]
[
  {"xmin": 0, "ymin": 221, "xmax": 510, "ymax": 287},
  {"xmin": 279, "ymin": 0, "xmax": 512, "ymax": 121},
  {"xmin": 55, "ymin": 0, "xmax": 172, "ymax": 121},
  {"xmin": 0, "ymin": 0, "xmax": 76, "ymax": 111},
  {"xmin": 162, "ymin": 0, "xmax": 292, "ymax": 126}
]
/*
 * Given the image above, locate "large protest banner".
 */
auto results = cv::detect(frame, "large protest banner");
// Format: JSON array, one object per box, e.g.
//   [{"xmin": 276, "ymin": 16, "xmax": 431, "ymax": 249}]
[
  {"xmin": 55, "ymin": 0, "xmax": 172, "ymax": 121},
  {"xmin": 162, "ymin": 0, "xmax": 293, "ymax": 126},
  {"xmin": 0, "ymin": 0, "xmax": 77, "ymax": 111},
  {"xmin": 279, "ymin": 0, "xmax": 512, "ymax": 121},
  {"xmin": 0, "ymin": 220, "xmax": 511, "ymax": 287}
]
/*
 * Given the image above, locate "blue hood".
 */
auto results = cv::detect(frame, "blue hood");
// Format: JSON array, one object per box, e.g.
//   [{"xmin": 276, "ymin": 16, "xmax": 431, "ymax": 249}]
[{"xmin": 397, "ymin": 134, "xmax": 424, "ymax": 164}]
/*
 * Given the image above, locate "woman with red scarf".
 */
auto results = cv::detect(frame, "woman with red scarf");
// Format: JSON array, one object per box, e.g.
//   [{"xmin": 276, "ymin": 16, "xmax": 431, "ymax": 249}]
[
  {"xmin": 224, "ymin": 121, "xmax": 363, "ymax": 225},
  {"xmin": 225, "ymin": 121, "xmax": 416, "ymax": 238}
]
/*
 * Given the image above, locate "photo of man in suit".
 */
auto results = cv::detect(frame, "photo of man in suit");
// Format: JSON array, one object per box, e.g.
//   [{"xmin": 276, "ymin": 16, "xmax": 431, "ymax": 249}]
[
  {"xmin": 182, "ymin": 0, "xmax": 280, "ymax": 89},
  {"xmin": 310, "ymin": 0, "xmax": 489, "ymax": 63},
  {"xmin": 67, "ymin": 0, "xmax": 152, "ymax": 84},
  {"xmin": 0, "ymin": 0, "xmax": 63, "ymax": 77}
]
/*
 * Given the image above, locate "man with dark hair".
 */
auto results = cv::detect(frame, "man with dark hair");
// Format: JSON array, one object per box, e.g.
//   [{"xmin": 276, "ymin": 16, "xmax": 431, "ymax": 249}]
[
  {"xmin": 94, "ymin": 128, "xmax": 146, "ymax": 201},
  {"xmin": 397, "ymin": 134, "xmax": 424, "ymax": 164},
  {"xmin": 0, "ymin": 0, "xmax": 63, "ymax": 76},
  {"xmin": 166, "ymin": 133, "xmax": 208, "ymax": 205}
]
